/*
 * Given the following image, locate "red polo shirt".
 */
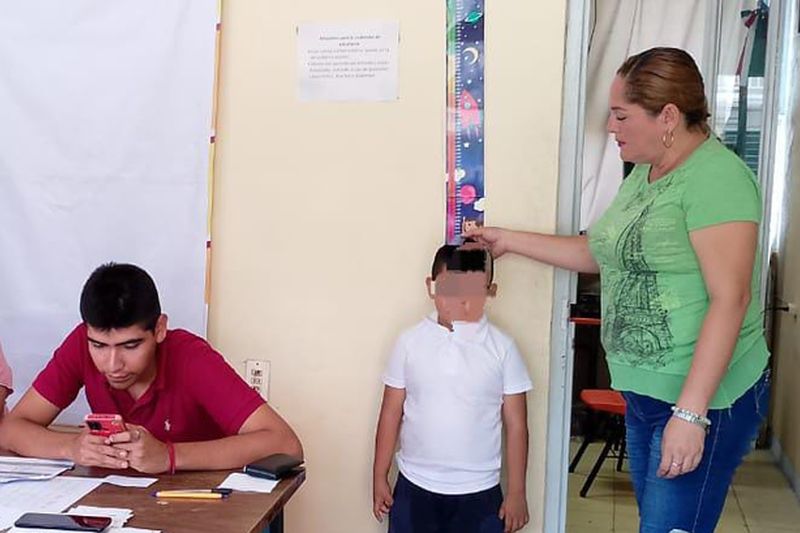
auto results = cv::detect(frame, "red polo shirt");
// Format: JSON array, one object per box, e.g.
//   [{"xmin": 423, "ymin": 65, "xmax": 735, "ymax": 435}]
[{"xmin": 33, "ymin": 324, "xmax": 265, "ymax": 443}]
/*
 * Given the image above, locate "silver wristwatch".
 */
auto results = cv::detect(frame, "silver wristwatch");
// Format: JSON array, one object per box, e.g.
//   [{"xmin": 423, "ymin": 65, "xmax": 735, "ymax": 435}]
[{"xmin": 670, "ymin": 406, "xmax": 711, "ymax": 431}]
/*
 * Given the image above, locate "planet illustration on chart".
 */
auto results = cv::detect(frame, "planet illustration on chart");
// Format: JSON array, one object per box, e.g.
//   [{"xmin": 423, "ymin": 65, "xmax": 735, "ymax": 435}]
[
  {"xmin": 460, "ymin": 185, "xmax": 477, "ymax": 205},
  {"xmin": 463, "ymin": 47, "xmax": 479, "ymax": 65}
]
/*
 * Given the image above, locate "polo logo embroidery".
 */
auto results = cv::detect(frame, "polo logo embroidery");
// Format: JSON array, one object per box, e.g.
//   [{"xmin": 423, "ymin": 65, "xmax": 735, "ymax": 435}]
[{"xmin": 164, "ymin": 419, "xmax": 171, "ymax": 432}]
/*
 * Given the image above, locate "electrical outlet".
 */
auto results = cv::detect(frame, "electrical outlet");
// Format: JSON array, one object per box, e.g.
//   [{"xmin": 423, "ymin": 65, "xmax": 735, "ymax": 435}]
[{"xmin": 245, "ymin": 359, "xmax": 270, "ymax": 400}]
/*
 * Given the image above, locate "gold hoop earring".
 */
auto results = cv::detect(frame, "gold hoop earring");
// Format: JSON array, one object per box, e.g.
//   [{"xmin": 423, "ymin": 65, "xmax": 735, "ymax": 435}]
[{"xmin": 662, "ymin": 130, "xmax": 675, "ymax": 148}]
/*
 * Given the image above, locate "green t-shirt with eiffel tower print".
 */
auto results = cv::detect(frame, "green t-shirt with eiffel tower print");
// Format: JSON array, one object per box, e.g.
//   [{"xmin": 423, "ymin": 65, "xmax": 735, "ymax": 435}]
[{"xmin": 588, "ymin": 135, "xmax": 769, "ymax": 409}]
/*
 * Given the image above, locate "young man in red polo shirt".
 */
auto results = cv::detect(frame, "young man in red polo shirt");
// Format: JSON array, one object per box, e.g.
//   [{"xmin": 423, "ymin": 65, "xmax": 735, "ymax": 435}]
[{"xmin": 0, "ymin": 263, "xmax": 302, "ymax": 474}]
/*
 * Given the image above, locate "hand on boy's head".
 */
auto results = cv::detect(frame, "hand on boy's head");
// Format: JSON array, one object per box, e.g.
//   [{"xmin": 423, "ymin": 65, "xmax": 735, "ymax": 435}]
[
  {"xmin": 71, "ymin": 428, "xmax": 129, "ymax": 470},
  {"xmin": 456, "ymin": 239, "xmax": 485, "ymax": 252},
  {"xmin": 462, "ymin": 226, "xmax": 510, "ymax": 258}
]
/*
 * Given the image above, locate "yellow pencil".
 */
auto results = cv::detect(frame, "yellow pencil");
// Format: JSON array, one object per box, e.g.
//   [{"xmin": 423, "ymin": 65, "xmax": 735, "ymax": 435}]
[{"xmin": 153, "ymin": 490, "xmax": 227, "ymax": 499}]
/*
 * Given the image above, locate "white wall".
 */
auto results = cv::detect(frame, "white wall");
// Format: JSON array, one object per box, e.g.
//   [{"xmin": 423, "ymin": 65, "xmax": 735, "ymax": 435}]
[
  {"xmin": 0, "ymin": 1, "xmax": 216, "ymax": 423},
  {"xmin": 208, "ymin": 1, "xmax": 567, "ymax": 531}
]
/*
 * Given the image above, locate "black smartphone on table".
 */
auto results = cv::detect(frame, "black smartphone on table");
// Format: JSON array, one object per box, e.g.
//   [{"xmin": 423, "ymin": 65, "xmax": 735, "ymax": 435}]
[{"xmin": 15, "ymin": 512, "xmax": 112, "ymax": 532}]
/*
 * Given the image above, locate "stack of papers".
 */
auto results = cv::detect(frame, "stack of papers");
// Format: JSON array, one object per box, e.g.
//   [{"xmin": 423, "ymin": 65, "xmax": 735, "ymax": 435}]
[
  {"xmin": 0, "ymin": 476, "xmax": 103, "ymax": 530},
  {"xmin": 4, "ymin": 505, "xmax": 161, "ymax": 533},
  {"xmin": 0, "ymin": 467, "xmax": 161, "ymax": 533},
  {"xmin": 0, "ymin": 457, "xmax": 74, "ymax": 483}
]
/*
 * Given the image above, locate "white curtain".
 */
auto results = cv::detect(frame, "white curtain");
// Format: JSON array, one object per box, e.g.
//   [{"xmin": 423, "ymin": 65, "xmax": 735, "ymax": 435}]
[
  {"xmin": 0, "ymin": 1, "xmax": 217, "ymax": 422},
  {"xmin": 581, "ymin": 0, "xmax": 707, "ymax": 229},
  {"xmin": 713, "ymin": 0, "xmax": 759, "ymax": 135}
]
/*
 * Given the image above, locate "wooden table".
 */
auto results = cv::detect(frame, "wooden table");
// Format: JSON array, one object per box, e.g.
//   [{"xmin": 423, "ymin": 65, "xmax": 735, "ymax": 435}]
[
  {"xmin": 69, "ymin": 466, "xmax": 305, "ymax": 533},
  {"xmin": 3, "ymin": 427, "xmax": 306, "ymax": 532},
  {"xmin": 0, "ymin": 455, "xmax": 304, "ymax": 533}
]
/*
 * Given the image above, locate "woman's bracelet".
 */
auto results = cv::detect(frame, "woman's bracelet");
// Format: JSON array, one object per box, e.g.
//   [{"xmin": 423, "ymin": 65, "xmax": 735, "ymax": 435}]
[{"xmin": 670, "ymin": 406, "xmax": 711, "ymax": 431}]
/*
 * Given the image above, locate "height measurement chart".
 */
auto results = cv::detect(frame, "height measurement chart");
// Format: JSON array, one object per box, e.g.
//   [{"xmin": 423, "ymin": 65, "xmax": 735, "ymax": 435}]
[{"xmin": 446, "ymin": 1, "xmax": 485, "ymax": 244}]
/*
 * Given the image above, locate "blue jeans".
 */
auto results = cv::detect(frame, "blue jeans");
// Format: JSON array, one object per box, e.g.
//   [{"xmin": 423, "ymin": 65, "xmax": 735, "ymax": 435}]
[
  {"xmin": 622, "ymin": 369, "xmax": 770, "ymax": 533},
  {"xmin": 389, "ymin": 473, "xmax": 504, "ymax": 533}
]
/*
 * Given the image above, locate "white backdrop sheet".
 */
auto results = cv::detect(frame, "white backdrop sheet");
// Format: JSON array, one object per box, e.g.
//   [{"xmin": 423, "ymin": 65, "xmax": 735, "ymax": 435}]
[
  {"xmin": 581, "ymin": 1, "xmax": 758, "ymax": 229},
  {"xmin": 581, "ymin": 0, "xmax": 707, "ymax": 229},
  {"xmin": 0, "ymin": 1, "xmax": 217, "ymax": 422}
]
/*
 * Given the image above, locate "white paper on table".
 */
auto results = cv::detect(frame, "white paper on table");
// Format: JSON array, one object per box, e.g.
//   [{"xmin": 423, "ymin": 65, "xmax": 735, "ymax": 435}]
[
  {"xmin": 0, "ymin": 476, "xmax": 103, "ymax": 529},
  {"xmin": 0, "ymin": 508, "xmax": 24, "ymax": 531},
  {"xmin": 0, "ymin": 456, "xmax": 74, "ymax": 483},
  {"xmin": 68, "ymin": 505, "xmax": 133, "ymax": 528},
  {"xmin": 102, "ymin": 475, "xmax": 158, "ymax": 488},
  {"xmin": 217, "ymin": 472, "xmax": 278, "ymax": 493},
  {"xmin": 9, "ymin": 529, "xmax": 66, "ymax": 533}
]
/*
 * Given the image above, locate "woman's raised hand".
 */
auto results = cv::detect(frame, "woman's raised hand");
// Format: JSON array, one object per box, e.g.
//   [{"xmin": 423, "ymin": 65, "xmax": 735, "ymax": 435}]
[{"xmin": 462, "ymin": 227, "xmax": 513, "ymax": 258}]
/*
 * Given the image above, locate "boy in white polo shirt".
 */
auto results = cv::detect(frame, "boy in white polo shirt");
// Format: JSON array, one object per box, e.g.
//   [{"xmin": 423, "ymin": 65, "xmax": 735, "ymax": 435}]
[{"xmin": 373, "ymin": 243, "xmax": 532, "ymax": 533}]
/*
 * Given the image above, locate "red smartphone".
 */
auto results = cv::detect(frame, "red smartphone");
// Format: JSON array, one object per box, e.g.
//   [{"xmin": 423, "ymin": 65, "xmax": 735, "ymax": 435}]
[
  {"xmin": 15, "ymin": 512, "xmax": 112, "ymax": 531},
  {"xmin": 84, "ymin": 413, "xmax": 126, "ymax": 437}
]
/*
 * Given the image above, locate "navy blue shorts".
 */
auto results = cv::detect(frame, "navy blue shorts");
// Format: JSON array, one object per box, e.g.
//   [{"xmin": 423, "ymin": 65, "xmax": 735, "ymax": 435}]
[{"xmin": 388, "ymin": 473, "xmax": 504, "ymax": 533}]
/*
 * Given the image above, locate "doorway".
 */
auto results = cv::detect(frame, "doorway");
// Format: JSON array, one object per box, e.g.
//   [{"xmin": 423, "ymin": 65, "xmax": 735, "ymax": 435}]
[{"xmin": 544, "ymin": 1, "xmax": 797, "ymax": 531}]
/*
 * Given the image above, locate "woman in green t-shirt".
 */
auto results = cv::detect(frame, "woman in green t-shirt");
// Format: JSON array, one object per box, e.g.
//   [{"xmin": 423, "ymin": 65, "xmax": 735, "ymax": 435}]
[{"xmin": 467, "ymin": 47, "xmax": 769, "ymax": 533}]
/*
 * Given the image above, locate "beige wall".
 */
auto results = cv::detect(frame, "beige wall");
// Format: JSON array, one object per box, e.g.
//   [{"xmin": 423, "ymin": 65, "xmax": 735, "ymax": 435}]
[
  {"xmin": 771, "ymin": 33, "xmax": 800, "ymax": 489},
  {"xmin": 208, "ymin": 1, "xmax": 567, "ymax": 531}
]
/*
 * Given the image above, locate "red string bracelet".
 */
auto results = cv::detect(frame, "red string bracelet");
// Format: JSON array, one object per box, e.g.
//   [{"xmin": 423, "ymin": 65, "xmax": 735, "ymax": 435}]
[{"xmin": 166, "ymin": 441, "xmax": 176, "ymax": 475}]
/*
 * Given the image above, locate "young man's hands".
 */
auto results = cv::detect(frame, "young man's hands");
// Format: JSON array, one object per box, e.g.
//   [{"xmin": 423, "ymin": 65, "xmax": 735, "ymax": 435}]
[
  {"xmin": 499, "ymin": 491, "xmax": 529, "ymax": 532},
  {"xmin": 108, "ymin": 424, "xmax": 170, "ymax": 474},
  {"xmin": 372, "ymin": 475, "xmax": 394, "ymax": 522},
  {"xmin": 71, "ymin": 424, "xmax": 170, "ymax": 473},
  {"xmin": 70, "ymin": 428, "xmax": 129, "ymax": 469}
]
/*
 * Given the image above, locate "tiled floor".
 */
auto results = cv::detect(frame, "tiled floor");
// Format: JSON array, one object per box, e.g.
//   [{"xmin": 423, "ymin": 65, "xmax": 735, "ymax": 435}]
[{"xmin": 567, "ymin": 441, "xmax": 800, "ymax": 532}]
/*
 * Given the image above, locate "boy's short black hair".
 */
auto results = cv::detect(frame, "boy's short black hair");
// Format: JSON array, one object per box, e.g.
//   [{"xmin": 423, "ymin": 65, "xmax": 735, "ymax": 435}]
[
  {"xmin": 431, "ymin": 240, "xmax": 494, "ymax": 284},
  {"xmin": 79, "ymin": 263, "xmax": 161, "ymax": 331}
]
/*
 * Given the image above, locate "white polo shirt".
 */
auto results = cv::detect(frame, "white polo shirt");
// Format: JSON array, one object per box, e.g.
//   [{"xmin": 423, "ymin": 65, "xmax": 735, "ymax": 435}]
[{"xmin": 383, "ymin": 314, "xmax": 533, "ymax": 495}]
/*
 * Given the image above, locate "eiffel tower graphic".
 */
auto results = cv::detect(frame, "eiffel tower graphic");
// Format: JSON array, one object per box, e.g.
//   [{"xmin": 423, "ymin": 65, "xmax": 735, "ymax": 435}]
[{"xmin": 606, "ymin": 203, "xmax": 673, "ymax": 369}]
